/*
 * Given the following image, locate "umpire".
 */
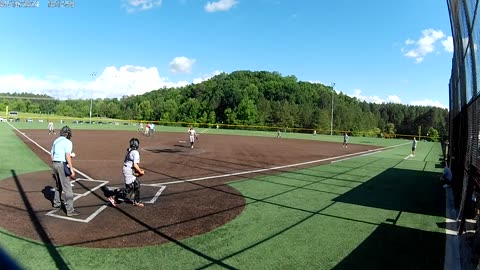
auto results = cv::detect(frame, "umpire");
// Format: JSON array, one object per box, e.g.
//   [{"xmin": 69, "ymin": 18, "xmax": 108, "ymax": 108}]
[{"xmin": 51, "ymin": 126, "xmax": 79, "ymax": 216}]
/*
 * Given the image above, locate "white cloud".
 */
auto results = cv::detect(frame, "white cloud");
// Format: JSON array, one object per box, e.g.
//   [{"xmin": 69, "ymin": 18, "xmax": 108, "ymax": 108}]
[
  {"xmin": 0, "ymin": 65, "xmax": 192, "ymax": 100},
  {"xmin": 350, "ymin": 89, "xmax": 447, "ymax": 108},
  {"xmin": 205, "ymin": 0, "xmax": 238, "ymax": 12},
  {"xmin": 460, "ymin": 37, "xmax": 479, "ymax": 52},
  {"xmin": 403, "ymin": 29, "xmax": 447, "ymax": 63},
  {"xmin": 462, "ymin": 38, "xmax": 469, "ymax": 51},
  {"xmin": 405, "ymin": 39, "xmax": 415, "ymax": 45},
  {"xmin": 387, "ymin": 95, "xmax": 402, "ymax": 103},
  {"xmin": 169, "ymin": 56, "xmax": 196, "ymax": 74},
  {"xmin": 193, "ymin": 70, "xmax": 223, "ymax": 84},
  {"xmin": 351, "ymin": 89, "xmax": 387, "ymax": 104},
  {"xmin": 410, "ymin": 99, "xmax": 448, "ymax": 109},
  {"xmin": 442, "ymin": 36, "xmax": 454, "ymax": 52},
  {"xmin": 122, "ymin": 0, "xmax": 162, "ymax": 13}
]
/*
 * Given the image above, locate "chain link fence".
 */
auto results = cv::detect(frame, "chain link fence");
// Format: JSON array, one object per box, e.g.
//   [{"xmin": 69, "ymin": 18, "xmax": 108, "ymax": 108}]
[{"xmin": 447, "ymin": 0, "xmax": 480, "ymax": 245}]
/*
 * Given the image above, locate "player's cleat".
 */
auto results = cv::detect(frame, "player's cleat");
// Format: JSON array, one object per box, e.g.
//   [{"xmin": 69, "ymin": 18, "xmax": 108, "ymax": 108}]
[
  {"xmin": 67, "ymin": 210, "xmax": 80, "ymax": 217},
  {"xmin": 108, "ymin": 196, "xmax": 117, "ymax": 207},
  {"xmin": 133, "ymin": 201, "xmax": 144, "ymax": 207}
]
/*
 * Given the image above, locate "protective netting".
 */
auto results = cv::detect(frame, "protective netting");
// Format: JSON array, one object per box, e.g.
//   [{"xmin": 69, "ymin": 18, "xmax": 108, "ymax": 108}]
[{"xmin": 447, "ymin": 0, "xmax": 480, "ymax": 234}]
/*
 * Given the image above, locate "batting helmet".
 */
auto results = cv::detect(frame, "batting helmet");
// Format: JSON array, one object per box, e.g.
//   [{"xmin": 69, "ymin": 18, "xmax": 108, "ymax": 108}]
[
  {"xmin": 129, "ymin": 138, "xmax": 140, "ymax": 150},
  {"xmin": 60, "ymin": 126, "xmax": 72, "ymax": 139}
]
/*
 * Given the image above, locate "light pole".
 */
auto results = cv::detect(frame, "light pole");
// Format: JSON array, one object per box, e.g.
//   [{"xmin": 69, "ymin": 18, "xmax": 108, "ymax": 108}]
[
  {"xmin": 330, "ymin": 82, "xmax": 335, "ymax": 136},
  {"xmin": 89, "ymin": 72, "xmax": 96, "ymax": 124}
]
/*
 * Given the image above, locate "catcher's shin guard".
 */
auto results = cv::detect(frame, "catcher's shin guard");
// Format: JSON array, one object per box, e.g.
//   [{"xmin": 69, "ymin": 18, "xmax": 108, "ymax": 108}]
[{"xmin": 132, "ymin": 179, "xmax": 141, "ymax": 202}]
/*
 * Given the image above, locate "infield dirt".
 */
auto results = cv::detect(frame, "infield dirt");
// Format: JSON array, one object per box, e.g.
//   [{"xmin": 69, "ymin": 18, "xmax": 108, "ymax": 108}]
[{"xmin": 0, "ymin": 129, "xmax": 378, "ymax": 248}]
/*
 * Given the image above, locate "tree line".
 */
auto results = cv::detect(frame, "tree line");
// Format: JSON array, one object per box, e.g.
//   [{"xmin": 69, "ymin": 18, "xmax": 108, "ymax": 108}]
[{"xmin": 0, "ymin": 70, "xmax": 448, "ymax": 140}]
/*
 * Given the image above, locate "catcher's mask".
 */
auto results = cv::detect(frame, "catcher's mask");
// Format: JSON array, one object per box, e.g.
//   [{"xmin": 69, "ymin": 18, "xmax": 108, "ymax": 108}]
[
  {"xmin": 60, "ymin": 126, "xmax": 72, "ymax": 139},
  {"xmin": 129, "ymin": 138, "xmax": 140, "ymax": 150}
]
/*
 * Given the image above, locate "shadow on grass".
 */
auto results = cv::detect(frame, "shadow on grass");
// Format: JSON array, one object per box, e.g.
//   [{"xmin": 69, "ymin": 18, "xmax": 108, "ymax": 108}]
[
  {"xmin": 334, "ymin": 168, "xmax": 445, "ymax": 217},
  {"xmin": 330, "ymin": 167, "xmax": 446, "ymax": 269},
  {"xmin": 332, "ymin": 223, "xmax": 444, "ymax": 270},
  {"xmin": 11, "ymin": 170, "xmax": 70, "ymax": 270}
]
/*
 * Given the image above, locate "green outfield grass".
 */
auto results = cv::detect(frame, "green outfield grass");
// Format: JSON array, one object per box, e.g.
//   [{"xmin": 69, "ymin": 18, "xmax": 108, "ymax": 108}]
[{"xmin": 0, "ymin": 121, "xmax": 447, "ymax": 269}]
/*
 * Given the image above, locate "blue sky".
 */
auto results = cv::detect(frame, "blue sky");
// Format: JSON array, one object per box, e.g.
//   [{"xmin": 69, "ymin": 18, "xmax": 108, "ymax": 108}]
[{"xmin": 0, "ymin": 0, "xmax": 453, "ymax": 108}]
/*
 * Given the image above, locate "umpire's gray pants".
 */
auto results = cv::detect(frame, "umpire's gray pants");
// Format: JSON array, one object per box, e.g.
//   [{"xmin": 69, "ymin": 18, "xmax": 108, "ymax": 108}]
[{"xmin": 52, "ymin": 162, "xmax": 75, "ymax": 213}]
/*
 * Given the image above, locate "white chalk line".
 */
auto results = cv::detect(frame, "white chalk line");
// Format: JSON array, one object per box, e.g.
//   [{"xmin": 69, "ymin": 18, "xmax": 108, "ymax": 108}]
[
  {"xmin": 7, "ymin": 122, "xmax": 92, "ymax": 180},
  {"xmin": 45, "ymin": 178, "xmax": 109, "ymax": 222},
  {"xmin": 8, "ymin": 123, "xmax": 409, "ymax": 221},
  {"xmin": 331, "ymin": 150, "xmax": 376, "ymax": 163},
  {"xmin": 8, "ymin": 122, "xmax": 165, "ymax": 223},
  {"xmin": 14, "ymin": 124, "xmax": 456, "ymax": 265},
  {"xmin": 142, "ymin": 185, "xmax": 167, "ymax": 204},
  {"xmin": 155, "ymin": 142, "xmax": 411, "ymax": 186}
]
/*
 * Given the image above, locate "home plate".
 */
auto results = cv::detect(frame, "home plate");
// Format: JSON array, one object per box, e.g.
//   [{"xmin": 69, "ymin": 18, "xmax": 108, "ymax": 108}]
[{"xmin": 178, "ymin": 140, "xmax": 186, "ymax": 143}]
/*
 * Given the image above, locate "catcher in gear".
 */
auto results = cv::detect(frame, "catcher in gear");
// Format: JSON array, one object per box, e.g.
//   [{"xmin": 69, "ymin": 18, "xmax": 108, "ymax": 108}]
[{"xmin": 108, "ymin": 138, "xmax": 145, "ymax": 207}]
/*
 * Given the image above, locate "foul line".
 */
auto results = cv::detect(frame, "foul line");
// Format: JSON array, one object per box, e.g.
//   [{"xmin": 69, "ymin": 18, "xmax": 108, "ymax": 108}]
[
  {"xmin": 7, "ymin": 122, "xmax": 92, "ymax": 180},
  {"xmin": 7, "ymin": 122, "xmax": 165, "ymax": 222},
  {"xmin": 152, "ymin": 142, "xmax": 411, "ymax": 186},
  {"xmin": 7, "ymin": 122, "xmax": 409, "ymax": 220}
]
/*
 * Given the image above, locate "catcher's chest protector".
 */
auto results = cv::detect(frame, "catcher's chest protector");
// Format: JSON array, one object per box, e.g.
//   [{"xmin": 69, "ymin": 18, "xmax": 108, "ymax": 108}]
[{"xmin": 124, "ymin": 150, "xmax": 137, "ymax": 169}]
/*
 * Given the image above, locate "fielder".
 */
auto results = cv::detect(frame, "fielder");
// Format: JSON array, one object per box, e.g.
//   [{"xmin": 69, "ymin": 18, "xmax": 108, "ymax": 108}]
[
  {"xmin": 149, "ymin": 123, "xmax": 155, "ymax": 136},
  {"xmin": 343, "ymin": 132, "xmax": 349, "ymax": 148},
  {"xmin": 411, "ymin": 137, "xmax": 417, "ymax": 157},
  {"xmin": 108, "ymin": 138, "xmax": 145, "ymax": 207},
  {"xmin": 48, "ymin": 121, "xmax": 55, "ymax": 135},
  {"xmin": 188, "ymin": 126, "xmax": 198, "ymax": 148},
  {"xmin": 144, "ymin": 123, "xmax": 150, "ymax": 136}
]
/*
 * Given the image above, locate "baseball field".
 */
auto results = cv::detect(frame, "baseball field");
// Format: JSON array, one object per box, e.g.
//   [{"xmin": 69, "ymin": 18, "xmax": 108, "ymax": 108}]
[{"xmin": 0, "ymin": 121, "xmax": 450, "ymax": 269}]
